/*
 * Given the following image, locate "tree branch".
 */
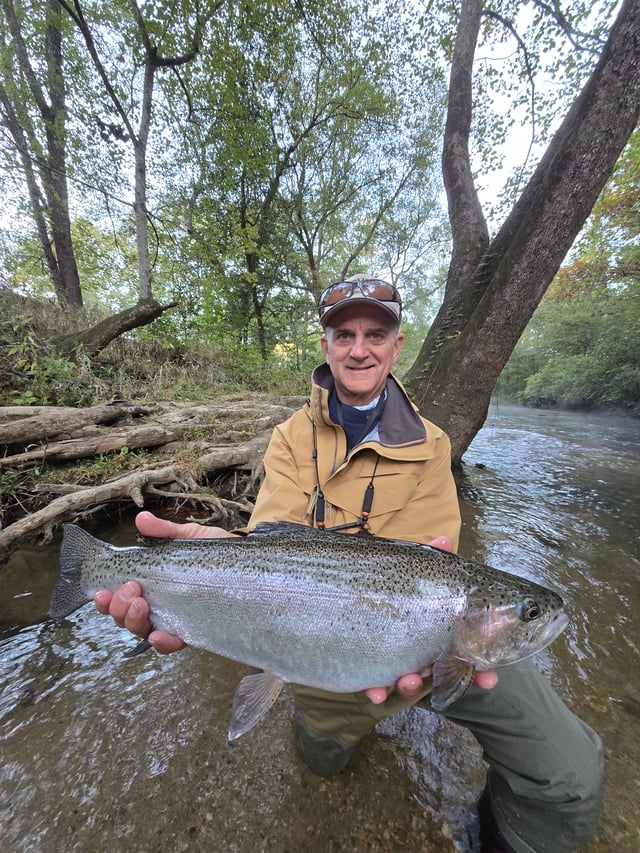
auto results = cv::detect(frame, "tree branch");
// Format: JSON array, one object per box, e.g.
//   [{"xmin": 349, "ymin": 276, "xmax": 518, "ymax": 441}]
[{"xmin": 441, "ymin": 0, "xmax": 489, "ymax": 303}]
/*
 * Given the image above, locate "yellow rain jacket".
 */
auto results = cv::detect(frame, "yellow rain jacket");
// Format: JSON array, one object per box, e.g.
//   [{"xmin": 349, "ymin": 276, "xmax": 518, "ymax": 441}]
[{"xmin": 249, "ymin": 363, "xmax": 461, "ymax": 549}]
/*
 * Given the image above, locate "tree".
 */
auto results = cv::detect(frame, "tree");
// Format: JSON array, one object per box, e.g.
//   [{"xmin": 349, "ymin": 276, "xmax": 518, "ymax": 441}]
[
  {"xmin": 404, "ymin": 0, "xmax": 640, "ymax": 466},
  {"xmin": 175, "ymin": 0, "xmax": 446, "ymax": 360},
  {"xmin": 0, "ymin": 0, "xmax": 82, "ymax": 306},
  {"xmin": 59, "ymin": 0, "xmax": 211, "ymax": 301}
]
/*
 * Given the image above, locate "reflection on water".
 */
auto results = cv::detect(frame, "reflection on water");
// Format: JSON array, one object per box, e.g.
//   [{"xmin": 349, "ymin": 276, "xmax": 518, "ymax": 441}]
[{"xmin": 1, "ymin": 403, "xmax": 639, "ymax": 851}]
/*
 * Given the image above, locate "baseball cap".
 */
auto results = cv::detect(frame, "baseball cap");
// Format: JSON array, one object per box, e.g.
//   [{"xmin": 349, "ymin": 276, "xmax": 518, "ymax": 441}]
[{"xmin": 317, "ymin": 277, "xmax": 402, "ymax": 327}]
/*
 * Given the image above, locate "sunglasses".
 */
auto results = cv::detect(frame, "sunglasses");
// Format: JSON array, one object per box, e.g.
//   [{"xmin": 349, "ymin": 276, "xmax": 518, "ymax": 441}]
[{"xmin": 318, "ymin": 279, "xmax": 402, "ymax": 322}]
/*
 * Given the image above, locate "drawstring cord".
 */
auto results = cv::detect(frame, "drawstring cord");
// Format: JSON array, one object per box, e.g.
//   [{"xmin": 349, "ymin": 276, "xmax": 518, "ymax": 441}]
[
  {"xmin": 312, "ymin": 419, "xmax": 380, "ymax": 532},
  {"xmin": 311, "ymin": 421, "xmax": 326, "ymax": 527}
]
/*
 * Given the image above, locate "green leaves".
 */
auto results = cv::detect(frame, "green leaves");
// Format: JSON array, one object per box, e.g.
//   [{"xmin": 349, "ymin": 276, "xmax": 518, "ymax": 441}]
[{"xmin": 501, "ymin": 127, "xmax": 640, "ymax": 412}]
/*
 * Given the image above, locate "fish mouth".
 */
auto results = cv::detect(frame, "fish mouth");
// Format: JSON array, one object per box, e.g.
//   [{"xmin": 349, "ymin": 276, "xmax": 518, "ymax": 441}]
[
  {"xmin": 542, "ymin": 608, "xmax": 567, "ymax": 630},
  {"xmin": 520, "ymin": 610, "xmax": 569, "ymax": 658}
]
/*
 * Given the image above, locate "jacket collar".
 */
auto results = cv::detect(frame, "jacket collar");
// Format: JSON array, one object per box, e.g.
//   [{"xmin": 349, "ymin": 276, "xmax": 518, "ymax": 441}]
[{"xmin": 310, "ymin": 363, "xmax": 426, "ymax": 448}]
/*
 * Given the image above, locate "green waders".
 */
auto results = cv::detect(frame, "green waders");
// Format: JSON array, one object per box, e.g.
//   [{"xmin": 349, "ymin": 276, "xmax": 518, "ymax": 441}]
[{"xmin": 292, "ymin": 660, "xmax": 603, "ymax": 853}]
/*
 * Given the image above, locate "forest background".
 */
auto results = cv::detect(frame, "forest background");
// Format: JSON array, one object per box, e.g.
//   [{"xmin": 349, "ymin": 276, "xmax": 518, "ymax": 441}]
[
  {"xmin": 1, "ymin": 0, "xmax": 639, "ymax": 548},
  {"xmin": 2, "ymin": 0, "xmax": 639, "ymax": 412}
]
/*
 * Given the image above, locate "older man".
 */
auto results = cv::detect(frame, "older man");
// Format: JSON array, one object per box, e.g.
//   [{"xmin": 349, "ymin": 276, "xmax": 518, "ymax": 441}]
[{"xmin": 97, "ymin": 277, "xmax": 603, "ymax": 853}]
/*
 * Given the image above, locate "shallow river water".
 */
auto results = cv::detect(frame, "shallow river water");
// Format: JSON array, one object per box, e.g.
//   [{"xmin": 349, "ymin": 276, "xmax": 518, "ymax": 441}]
[{"xmin": 1, "ymin": 403, "xmax": 638, "ymax": 852}]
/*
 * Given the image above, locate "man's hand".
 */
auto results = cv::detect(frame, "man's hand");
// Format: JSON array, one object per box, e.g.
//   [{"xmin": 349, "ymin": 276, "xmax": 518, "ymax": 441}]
[
  {"xmin": 93, "ymin": 511, "xmax": 235, "ymax": 654},
  {"xmin": 364, "ymin": 535, "xmax": 499, "ymax": 703}
]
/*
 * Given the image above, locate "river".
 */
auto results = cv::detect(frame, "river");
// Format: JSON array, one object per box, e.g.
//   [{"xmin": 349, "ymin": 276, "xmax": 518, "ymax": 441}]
[{"xmin": 1, "ymin": 403, "xmax": 638, "ymax": 852}]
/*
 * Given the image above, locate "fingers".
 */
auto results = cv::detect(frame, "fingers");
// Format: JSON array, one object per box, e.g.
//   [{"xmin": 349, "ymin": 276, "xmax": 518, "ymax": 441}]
[
  {"xmin": 94, "ymin": 585, "xmax": 185, "ymax": 654},
  {"xmin": 135, "ymin": 510, "xmax": 236, "ymax": 540},
  {"xmin": 94, "ymin": 581, "xmax": 150, "ymax": 635},
  {"xmin": 366, "ymin": 665, "xmax": 498, "ymax": 707},
  {"xmin": 148, "ymin": 630, "xmax": 186, "ymax": 655},
  {"xmin": 474, "ymin": 669, "xmax": 498, "ymax": 690},
  {"xmin": 94, "ymin": 580, "xmax": 149, "ymax": 635},
  {"xmin": 135, "ymin": 510, "xmax": 195, "ymax": 540},
  {"xmin": 395, "ymin": 672, "xmax": 425, "ymax": 699},
  {"xmin": 94, "ymin": 589, "xmax": 114, "ymax": 615},
  {"xmin": 427, "ymin": 535, "xmax": 454, "ymax": 553},
  {"xmin": 365, "ymin": 686, "xmax": 388, "ymax": 704},
  {"xmin": 366, "ymin": 671, "xmax": 427, "ymax": 704}
]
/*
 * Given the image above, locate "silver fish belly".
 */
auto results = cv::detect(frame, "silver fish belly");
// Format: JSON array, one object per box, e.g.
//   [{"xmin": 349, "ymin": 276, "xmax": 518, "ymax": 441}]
[{"xmin": 50, "ymin": 521, "xmax": 569, "ymax": 740}]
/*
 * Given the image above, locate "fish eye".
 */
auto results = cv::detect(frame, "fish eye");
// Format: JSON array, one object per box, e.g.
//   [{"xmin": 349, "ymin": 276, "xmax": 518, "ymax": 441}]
[{"xmin": 521, "ymin": 600, "xmax": 542, "ymax": 622}]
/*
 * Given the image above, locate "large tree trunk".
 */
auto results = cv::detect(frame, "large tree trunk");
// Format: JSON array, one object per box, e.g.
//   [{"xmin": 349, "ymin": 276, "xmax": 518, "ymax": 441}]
[
  {"xmin": 43, "ymin": 0, "xmax": 83, "ymax": 306},
  {"xmin": 132, "ymin": 52, "xmax": 154, "ymax": 300},
  {"xmin": 405, "ymin": 0, "xmax": 640, "ymax": 467}
]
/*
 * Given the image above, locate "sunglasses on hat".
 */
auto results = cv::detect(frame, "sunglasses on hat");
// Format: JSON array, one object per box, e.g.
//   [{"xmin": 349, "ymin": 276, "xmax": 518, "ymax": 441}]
[{"xmin": 318, "ymin": 279, "xmax": 402, "ymax": 326}]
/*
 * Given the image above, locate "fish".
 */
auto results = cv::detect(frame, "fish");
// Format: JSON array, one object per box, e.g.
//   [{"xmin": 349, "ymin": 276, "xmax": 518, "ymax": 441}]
[{"xmin": 50, "ymin": 521, "xmax": 569, "ymax": 740}]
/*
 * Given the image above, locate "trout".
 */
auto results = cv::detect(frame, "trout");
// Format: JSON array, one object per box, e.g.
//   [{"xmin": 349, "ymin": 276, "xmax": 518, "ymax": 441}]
[{"xmin": 50, "ymin": 521, "xmax": 568, "ymax": 740}]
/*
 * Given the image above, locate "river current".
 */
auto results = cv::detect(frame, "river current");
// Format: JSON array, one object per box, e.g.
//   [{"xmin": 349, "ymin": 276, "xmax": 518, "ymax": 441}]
[{"xmin": 1, "ymin": 402, "xmax": 638, "ymax": 851}]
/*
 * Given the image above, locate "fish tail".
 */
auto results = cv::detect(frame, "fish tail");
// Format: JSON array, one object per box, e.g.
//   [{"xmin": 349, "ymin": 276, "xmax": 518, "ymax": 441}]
[{"xmin": 49, "ymin": 524, "xmax": 110, "ymax": 619}]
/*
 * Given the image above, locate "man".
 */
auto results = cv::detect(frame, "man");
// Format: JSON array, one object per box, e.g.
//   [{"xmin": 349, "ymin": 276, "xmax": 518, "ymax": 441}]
[{"xmin": 96, "ymin": 277, "xmax": 603, "ymax": 852}]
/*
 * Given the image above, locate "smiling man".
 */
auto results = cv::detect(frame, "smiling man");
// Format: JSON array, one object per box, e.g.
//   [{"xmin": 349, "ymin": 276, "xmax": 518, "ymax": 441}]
[
  {"xmin": 320, "ymin": 302, "xmax": 404, "ymax": 406},
  {"xmin": 248, "ymin": 276, "xmax": 461, "ymax": 543},
  {"xmin": 97, "ymin": 275, "xmax": 602, "ymax": 853}
]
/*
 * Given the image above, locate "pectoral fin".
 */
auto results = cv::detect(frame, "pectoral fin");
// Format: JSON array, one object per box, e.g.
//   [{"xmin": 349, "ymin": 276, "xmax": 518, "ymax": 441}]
[
  {"xmin": 430, "ymin": 654, "xmax": 475, "ymax": 710},
  {"xmin": 228, "ymin": 671, "xmax": 284, "ymax": 741}
]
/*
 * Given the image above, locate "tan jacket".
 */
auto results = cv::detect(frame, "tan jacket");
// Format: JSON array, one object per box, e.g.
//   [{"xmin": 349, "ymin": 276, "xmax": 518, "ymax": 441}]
[{"xmin": 249, "ymin": 364, "xmax": 461, "ymax": 549}]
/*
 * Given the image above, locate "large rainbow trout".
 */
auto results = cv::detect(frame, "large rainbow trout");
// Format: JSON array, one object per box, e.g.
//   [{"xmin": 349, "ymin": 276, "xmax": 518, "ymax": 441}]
[{"xmin": 50, "ymin": 521, "xmax": 568, "ymax": 739}]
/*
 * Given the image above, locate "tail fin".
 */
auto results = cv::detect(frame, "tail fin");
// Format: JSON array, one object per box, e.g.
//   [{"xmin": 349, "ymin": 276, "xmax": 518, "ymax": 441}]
[{"xmin": 49, "ymin": 524, "xmax": 110, "ymax": 619}]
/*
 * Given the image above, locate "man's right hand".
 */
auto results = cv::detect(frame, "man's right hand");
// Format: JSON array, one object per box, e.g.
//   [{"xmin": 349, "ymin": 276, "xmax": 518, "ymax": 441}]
[{"xmin": 93, "ymin": 511, "xmax": 235, "ymax": 654}]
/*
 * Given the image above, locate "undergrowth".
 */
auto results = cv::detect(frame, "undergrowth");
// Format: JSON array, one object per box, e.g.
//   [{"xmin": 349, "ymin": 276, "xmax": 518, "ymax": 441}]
[{"xmin": 0, "ymin": 293, "xmax": 310, "ymax": 407}]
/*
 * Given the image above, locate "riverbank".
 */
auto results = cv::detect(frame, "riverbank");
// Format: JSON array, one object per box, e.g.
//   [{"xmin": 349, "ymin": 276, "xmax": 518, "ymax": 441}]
[
  {"xmin": 493, "ymin": 392, "xmax": 640, "ymax": 417},
  {"xmin": 0, "ymin": 397, "xmax": 305, "ymax": 561}
]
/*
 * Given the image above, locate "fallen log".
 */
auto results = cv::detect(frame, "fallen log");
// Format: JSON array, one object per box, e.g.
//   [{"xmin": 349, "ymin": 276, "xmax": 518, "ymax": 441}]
[
  {"xmin": 0, "ymin": 402, "xmax": 155, "ymax": 448},
  {"xmin": 0, "ymin": 406, "xmax": 73, "ymax": 421},
  {"xmin": 0, "ymin": 402, "xmax": 289, "ymax": 561},
  {"xmin": 1, "ymin": 425, "xmax": 184, "ymax": 468}
]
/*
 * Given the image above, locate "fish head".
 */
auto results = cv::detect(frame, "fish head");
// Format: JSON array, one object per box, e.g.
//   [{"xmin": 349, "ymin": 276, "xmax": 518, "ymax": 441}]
[{"xmin": 455, "ymin": 577, "xmax": 569, "ymax": 668}]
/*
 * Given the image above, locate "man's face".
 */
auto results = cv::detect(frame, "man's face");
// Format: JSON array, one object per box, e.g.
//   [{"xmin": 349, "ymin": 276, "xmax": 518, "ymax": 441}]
[{"xmin": 321, "ymin": 304, "xmax": 404, "ymax": 406}]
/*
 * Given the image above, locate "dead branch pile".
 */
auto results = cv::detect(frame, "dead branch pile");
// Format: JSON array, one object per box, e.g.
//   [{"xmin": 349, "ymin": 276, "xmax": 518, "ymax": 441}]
[{"xmin": 0, "ymin": 397, "xmax": 302, "ymax": 560}]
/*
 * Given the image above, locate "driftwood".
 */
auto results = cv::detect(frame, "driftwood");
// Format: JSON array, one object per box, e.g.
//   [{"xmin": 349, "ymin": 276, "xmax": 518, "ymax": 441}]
[
  {"xmin": 0, "ymin": 402, "xmax": 157, "ymax": 449},
  {"xmin": 0, "ymin": 398, "xmax": 300, "ymax": 561},
  {"xmin": 1, "ymin": 424, "xmax": 185, "ymax": 466}
]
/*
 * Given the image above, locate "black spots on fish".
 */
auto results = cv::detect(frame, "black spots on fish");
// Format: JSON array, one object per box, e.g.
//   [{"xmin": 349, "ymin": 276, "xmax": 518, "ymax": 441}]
[{"xmin": 479, "ymin": 589, "xmax": 508, "ymax": 610}]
